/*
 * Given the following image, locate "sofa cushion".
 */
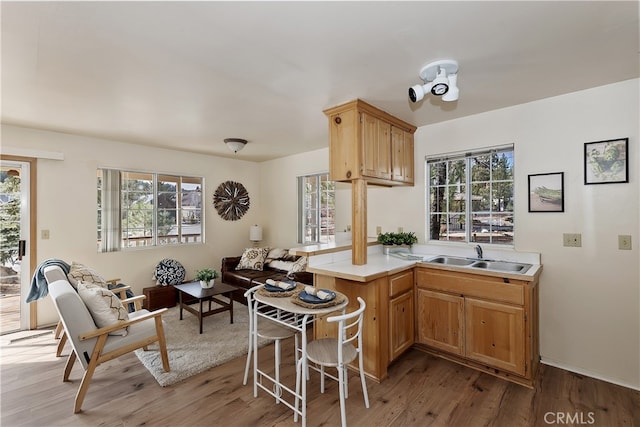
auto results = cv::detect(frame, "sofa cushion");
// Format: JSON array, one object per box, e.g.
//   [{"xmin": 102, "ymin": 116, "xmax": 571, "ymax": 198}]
[
  {"xmin": 236, "ymin": 247, "xmax": 269, "ymax": 271},
  {"xmin": 265, "ymin": 248, "xmax": 288, "ymax": 262},
  {"xmin": 77, "ymin": 282, "xmax": 129, "ymax": 336},
  {"xmin": 67, "ymin": 262, "xmax": 107, "ymax": 289},
  {"xmin": 289, "ymin": 256, "xmax": 307, "ymax": 274}
]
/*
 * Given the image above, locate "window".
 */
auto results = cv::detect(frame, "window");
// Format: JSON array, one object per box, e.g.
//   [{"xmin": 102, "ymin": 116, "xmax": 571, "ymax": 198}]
[
  {"xmin": 298, "ymin": 173, "xmax": 335, "ymax": 244},
  {"xmin": 427, "ymin": 145, "xmax": 514, "ymax": 245},
  {"xmin": 97, "ymin": 169, "xmax": 203, "ymax": 252}
]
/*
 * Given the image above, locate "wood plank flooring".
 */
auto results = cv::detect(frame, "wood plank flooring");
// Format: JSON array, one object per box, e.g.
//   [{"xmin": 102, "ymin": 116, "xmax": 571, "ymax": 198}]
[{"xmin": 1, "ymin": 330, "xmax": 638, "ymax": 427}]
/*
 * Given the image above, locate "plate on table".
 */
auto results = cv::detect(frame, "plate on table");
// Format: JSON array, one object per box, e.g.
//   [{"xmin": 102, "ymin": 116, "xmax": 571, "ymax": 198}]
[
  {"xmin": 264, "ymin": 280, "xmax": 296, "ymax": 292},
  {"xmin": 298, "ymin": 289, "xmax": 336, "ymax": 304}
]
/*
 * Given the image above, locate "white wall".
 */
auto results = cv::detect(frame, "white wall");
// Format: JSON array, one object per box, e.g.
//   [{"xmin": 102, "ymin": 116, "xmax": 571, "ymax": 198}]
[
  {"xmin": 2, "ymin": 125, "xmax": 262, "ymax": 327},
  {"xmin": 261, "ymin": 79, "xmax": 640, "ymax": 389}
]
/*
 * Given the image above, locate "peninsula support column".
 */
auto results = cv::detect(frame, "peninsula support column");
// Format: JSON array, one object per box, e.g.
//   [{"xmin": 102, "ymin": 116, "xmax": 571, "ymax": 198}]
[{"xmin": 351, "ymin": 178, "xmax": 367, "ymax": 265}]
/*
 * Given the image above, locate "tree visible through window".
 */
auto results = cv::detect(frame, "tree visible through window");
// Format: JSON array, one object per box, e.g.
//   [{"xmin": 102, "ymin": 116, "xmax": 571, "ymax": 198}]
[
  {"xmin": 97, "ymin": 169, "xmax": 203, "ymax": 251},
  {"xmin": 298, "ymin": 173, "xmax": 335, "ymax": 244},
  {"xmin": 427, "ymin": 145, "xmax": 514, "ymax": 245}
]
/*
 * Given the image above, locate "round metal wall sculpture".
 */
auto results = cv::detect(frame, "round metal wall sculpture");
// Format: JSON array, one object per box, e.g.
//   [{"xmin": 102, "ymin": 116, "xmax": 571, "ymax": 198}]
[{"xmin": 213, "ymin": 180, "xmax": 250, "ymax": 221}]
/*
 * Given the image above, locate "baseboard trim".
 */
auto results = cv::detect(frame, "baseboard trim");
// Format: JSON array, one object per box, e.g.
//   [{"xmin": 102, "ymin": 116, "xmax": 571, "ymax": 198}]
[{"xmin": 540, "ymin": 357, "xmax": 639, "ymax": 391}]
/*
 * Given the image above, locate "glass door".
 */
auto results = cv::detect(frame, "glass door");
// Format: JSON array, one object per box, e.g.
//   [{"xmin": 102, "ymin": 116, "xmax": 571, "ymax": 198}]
[{"xmin": 0, "ymin": 161, "xmax": 30, "ymax": 334}]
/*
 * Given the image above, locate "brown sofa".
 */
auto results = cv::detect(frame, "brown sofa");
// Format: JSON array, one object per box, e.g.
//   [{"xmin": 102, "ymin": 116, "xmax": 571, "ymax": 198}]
[{"xmin": 221, "ymin": 255, "xmax": 313, "ymax": 304}]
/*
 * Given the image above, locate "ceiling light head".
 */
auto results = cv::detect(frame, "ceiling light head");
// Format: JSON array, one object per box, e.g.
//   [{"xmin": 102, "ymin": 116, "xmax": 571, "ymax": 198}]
[
  {"xmin": 430, "ymin": 68, "xmax": 449, "ymax": 96},
  {"xmin": 224, "ymin": 138, "xmax": 247, "ymax": 153},
  {"xmin": 441, "ymin": 73, "xmax": 459, "ymax": 102},
  {"xmin": 409, "ymin": 83, "xmax": 432, "ymax": 103}
]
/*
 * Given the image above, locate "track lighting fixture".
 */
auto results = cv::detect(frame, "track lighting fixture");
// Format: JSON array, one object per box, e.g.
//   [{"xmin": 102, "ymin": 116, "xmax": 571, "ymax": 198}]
[{"xmin": 408, "ymin": 59, "xmax": 459, "ymax": 103}]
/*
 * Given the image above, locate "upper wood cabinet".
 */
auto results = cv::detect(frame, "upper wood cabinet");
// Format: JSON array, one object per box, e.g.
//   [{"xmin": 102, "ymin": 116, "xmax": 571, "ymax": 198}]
[{"xmin": 324, "ymin": 99, "xmax": 416, "ymax": 186}]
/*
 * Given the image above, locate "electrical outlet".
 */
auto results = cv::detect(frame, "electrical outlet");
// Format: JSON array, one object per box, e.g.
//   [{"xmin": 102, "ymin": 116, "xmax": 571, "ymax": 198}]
[
  {"xmin": 618, "ymin": 235, "xmax": 632, "ymax": 250},
  {"xmin": 398, "ymin": 227, "xmax": 403, "ymax": 233},
  {"xmin": 41, "ymin": 229, "xmax": 50, "ymax": 240},
  {"xmin": 376, "ymin": 226, "xmax": 382, "ymax": 235},
  {"xmin": 563, "ymin": 233, "xmax": 582, "ymax": 247}
]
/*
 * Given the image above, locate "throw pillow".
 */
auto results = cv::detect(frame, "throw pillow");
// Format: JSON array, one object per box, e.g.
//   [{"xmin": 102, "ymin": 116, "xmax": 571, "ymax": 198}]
[
  {"xmin": 236, "ymin": 247, "xmax": 269, "ymax": 271},
  {"xmin": 153, "ymin": 258, "xmax": 186, "ymax": 285},
  {"xmin": 265, "ymin": 259, "xmax": 295, "ymax": 272},
  {"xmin": 77, "ymin": 282, "xmax": 129, "ymax": 336},
  {"xmin": 67, "ymin": 262, "xmax": 107, "ymax": 289},
  {"xmin": 289, "ymin": 256, "xmax": 308, "ymax": 274},
  {"xmin": 265, "ymin": 248, "xmax": 288, "ymax": 262}
]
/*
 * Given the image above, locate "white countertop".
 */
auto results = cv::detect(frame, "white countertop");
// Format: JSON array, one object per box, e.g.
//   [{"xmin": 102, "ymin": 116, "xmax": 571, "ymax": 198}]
[{"xmin": 306, "ymin": 251, "xmax": 542, "ymax": 282}]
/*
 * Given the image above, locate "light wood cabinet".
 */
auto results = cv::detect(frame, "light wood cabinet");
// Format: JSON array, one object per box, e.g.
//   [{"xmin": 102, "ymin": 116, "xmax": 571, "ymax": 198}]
[
  {"xmin": 389, "ymin": 270, "xmax": 414, "ymax": 362},
  {"xmin": 465, "ymin": 298, "xmax": 525, "ymax": 375},
  {"xmin": 416, "ymin": 289, "xmax": 463, "ymax": 355},
  {"xmin": 415, "ymin": 267, "xmax": 539, "ymax": 387},
  {"xmin": 391, "ymin": 126, "xmax": 414, "ymax": 184},
  {"xmin": 324, "ymin": 99, "xmax": 416, "ymax": 186}
]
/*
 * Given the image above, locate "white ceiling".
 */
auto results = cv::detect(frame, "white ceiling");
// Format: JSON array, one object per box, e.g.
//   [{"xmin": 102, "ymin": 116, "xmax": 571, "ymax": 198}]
[{"xmin": 2, "ymin": 1, "xmax": 638, "ymax": 162}]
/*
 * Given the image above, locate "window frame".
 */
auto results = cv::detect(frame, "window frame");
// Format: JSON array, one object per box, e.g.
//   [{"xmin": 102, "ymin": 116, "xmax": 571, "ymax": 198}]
[
  {"xmin": 297, "ymin": 172, "xmax": 336, "ymax": 245},
  {"xmin": 97, "ymin": 168, "xmax": 203, "ymax": 252},
  {"xmin": 426, "ymin": 144, "xmax": 515, "ymax": 246}
]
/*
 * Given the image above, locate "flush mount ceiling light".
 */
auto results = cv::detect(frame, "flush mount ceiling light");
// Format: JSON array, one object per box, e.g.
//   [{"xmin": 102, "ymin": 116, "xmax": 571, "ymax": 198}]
[
  {"xmin": 408, "ymin": 59, "xmax": 459, "ymax": 103},
  {"xmin": 224, "ymin": 138, "xmax": 248, "ymax": 153}
]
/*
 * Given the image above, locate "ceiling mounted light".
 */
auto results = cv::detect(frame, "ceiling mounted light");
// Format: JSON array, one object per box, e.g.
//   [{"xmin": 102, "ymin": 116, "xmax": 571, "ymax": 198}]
[
  {"xmin": 408, "ymin": 59, "xmax": 459, "ymax": 103},
  {"xmin": 224, "ymin": 138, "xmax": 248, "ymax": 153}
]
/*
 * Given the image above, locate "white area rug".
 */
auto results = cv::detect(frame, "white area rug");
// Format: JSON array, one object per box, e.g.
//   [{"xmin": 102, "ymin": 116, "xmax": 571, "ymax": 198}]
[{"xmin": 135, "ymin": 302, "xmax": 267, "ymax": 387}]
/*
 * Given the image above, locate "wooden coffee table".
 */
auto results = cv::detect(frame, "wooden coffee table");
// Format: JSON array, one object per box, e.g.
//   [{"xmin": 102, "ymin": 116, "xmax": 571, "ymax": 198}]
[{"xmin": 173, "ymin": 281, "xmax": 238, "ymax": 334}]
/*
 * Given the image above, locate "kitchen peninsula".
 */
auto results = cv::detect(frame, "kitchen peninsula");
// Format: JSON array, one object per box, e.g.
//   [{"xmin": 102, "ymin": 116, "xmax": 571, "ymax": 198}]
[{"xmin": 293, "ymin": 242, "xmax": 542, "ymax": 387}]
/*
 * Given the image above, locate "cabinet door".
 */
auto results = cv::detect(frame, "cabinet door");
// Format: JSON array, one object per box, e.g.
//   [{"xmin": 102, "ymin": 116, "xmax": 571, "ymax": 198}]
[
  {"xmin": 465, "ymin": 298, "xmax": 525, "ymax": 375},
  {"xmin": 362, "ymin": 113, "xmax": 391, "ymax": 179},
  {"xmin": 391, "ymin": 127, "xmax": 414, "ymax": 184},
  {"xmin": 417, "ymin": 289, "xmax": 464, "ymax": 355},
  {"xmin": 389, "ymin": 290, "xmax": 414, "ymax": 361}
]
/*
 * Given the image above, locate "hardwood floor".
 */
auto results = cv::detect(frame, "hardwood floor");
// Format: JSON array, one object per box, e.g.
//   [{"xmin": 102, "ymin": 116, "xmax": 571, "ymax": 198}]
[{"xmin": 1, "ymin": 329, "xmax": 638, "ymax": 427}]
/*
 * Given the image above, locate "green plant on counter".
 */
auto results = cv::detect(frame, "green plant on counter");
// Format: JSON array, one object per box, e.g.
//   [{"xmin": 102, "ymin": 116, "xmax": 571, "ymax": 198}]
[
  {"xmin": 377, "ymin": 231, "xmax": 418, "ymax": 246},
  {"xmin": 194, "ymin": 268, "xmax": 219, "ymax": 282}
]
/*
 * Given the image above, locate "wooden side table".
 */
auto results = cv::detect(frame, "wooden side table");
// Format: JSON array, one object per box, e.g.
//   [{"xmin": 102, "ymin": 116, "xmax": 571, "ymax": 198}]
[{"xmin": 142, "ymin": 285, "xmax": 177, "ymax": 311}]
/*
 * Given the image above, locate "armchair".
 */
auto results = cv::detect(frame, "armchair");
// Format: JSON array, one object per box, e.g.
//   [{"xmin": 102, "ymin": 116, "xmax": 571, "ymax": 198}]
[
  {"xmin": 47, "ymin": 275, "xmax": 170, "ymax": 413},
  {"xmin": 43, "ymin": 265, "xmax": 140, "ymax": 357}
]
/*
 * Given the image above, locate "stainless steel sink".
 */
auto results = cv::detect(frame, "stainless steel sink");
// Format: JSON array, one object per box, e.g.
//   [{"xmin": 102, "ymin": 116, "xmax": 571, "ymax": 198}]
[
  {"xmin": 425, "ymin": 256, "xmax": 476, "ymax": 266},
  {"xmin": 470, "ymin": 260, "xmax": 532, "ymax": 273}
]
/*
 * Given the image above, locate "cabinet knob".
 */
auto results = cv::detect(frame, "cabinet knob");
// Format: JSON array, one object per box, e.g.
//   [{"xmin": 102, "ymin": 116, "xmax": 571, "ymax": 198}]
[
  {"xmin": 346, "ymin": 170, "xmax": 352, "ymax": 178},
  {"xmin": 334, "ymin": 116, "xmax": 342, "ymax": 125}
]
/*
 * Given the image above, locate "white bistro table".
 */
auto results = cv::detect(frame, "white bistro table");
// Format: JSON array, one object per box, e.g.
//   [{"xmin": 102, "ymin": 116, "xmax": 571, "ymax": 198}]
[{"xmin": 253, "ymin": 289, "xmax": 348, "ymax": 427}]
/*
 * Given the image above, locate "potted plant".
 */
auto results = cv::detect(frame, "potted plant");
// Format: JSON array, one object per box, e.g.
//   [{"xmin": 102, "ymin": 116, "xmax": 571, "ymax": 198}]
[
  {"xmin": 377, "ymin": 231, "xmax": 418, "ymax": 254},
  {"xmin": 195, "ymin": 268, "xmax": 219, "ymax": 289}
]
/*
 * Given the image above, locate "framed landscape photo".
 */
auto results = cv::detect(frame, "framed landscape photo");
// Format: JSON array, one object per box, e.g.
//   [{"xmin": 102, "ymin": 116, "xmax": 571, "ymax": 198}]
[
  {"xmin": 528, "ymin": 172, "xmax": 564, "ymax": 213},
  {"xmin": 584, "ymin": 138, "xmax": 629, "ymax": 184}
]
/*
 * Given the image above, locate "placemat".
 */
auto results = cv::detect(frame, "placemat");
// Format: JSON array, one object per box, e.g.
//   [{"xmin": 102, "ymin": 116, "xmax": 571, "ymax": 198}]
[
  {"xmin": 257, "ymin": 282, "xmax": 305, "ymax": 298},
  {"xmin": 290, "ymin": 291, "xmax": 347, "ymax": 309}
]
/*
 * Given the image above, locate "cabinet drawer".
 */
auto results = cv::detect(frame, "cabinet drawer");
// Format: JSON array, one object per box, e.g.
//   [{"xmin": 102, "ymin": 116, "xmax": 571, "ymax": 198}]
[
  {"xmin": 416, "ymin": 268, "xmax": 524, "ymax": 305},
  {"xmin": 389, "ymin": 269, "xmax": 414, "ymax": 297}
]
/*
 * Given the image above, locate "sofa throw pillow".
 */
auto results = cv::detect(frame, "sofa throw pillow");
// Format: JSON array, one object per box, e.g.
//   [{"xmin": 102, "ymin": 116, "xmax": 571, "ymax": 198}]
[
  {"xmin": 153, "ymin": 258, "xmax": 186, "ymax": 286},
  {"xmin": 78, "ymin": 282, "xmax": 129, "ymax": 336},
  {"xmin": 67, "ymin": 262, "xmax": 108, "ymax": 289},
  {"xmin": 289, "ymin": 256, "xmax": 308, "ymax": 274},
  {"xmin": 265, "ymin": 248, "xmax": 288, "ymax": 263},
  {"xmin": 266, "ymin": 259, "xmax": 296, "ymax": 272},
  {"xmin": 236, "ymin": 247, "xmax": 269, "ymax": 271}
]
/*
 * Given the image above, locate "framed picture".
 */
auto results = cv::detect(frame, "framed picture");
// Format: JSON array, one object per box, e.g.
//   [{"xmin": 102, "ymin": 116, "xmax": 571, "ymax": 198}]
[
  {"xmin": 584, "ymin": 138, "xmax": 629, "ymax": 184},
  {"xmin": 528, "ymin": 172, "xmax": 564, "ymax": 213}
]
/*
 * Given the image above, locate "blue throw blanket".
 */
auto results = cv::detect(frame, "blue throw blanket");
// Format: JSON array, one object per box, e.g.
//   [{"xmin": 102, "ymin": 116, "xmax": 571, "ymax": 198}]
[{"xmin": 26, "ymin": 259, "xmax": 71, "ymax": 303}]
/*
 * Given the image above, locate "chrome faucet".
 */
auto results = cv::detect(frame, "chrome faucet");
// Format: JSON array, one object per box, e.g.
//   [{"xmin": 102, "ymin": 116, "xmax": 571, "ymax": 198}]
[{"xmin": 475, "ymin": 245, "xmax": 483, "ymax": 259}]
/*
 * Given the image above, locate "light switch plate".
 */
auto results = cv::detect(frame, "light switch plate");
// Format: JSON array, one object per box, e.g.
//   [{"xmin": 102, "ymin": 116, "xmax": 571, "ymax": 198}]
[
  {"xmin": 398, "ymin": 227, "xmax": 403, "ymax": 233},
  {"xmin": 563, "ymin": 233, "xmax": 582, "ymax": 247},
  {"xmin": 376, "ymin": 226, "xmax": 382, "ymax": 235},
  {"xmin": 618, "ymin": 235, "xmax": 632, "ymax": 250}
]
